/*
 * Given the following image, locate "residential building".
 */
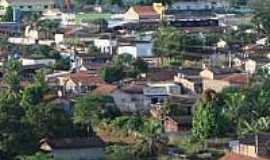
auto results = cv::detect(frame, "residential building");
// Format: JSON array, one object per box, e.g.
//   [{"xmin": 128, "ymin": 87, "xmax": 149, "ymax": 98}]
[
  {"xmin": 170, "ymin": 1, "xmax": 213, "ymax": 11},
  {"xmin": 0, "ymin": 0, "xmax": 56, "ymax": 16},
  {"xmin": 143, "ymin": 82, "xmax": 182, "ymax": 104},
  {"xmin": 111, "ymin": 82, "xmax": 151, "ymax": 113},
  {"xmin": 58, "ymin": 71, "xmax": 106, "ymax": 96},
  {"xmin": 123, "ymin": 3, "xmax": 163, "ymax": 22},
  {"xmin": 117, "ymin": 41, "xmax": 153, "ymax": 58},
  {"xmin": 40, "ymin": 136, "xmax": 105, "ymax": 160},
  {"xmin": 151, "ymin": 95, "xmax": 196, "ymax": 133},
  {"xmin": 94, "ymin": 36, "xmax": 117, "ymax": 54},
  {"xmin": 229, "ymin": 133, "xmax": 270, "ymax": 159}
]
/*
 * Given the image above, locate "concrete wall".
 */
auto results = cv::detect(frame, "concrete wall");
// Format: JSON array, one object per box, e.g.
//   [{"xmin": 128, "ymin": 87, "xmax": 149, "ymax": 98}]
[
  {"xmin": 203, "ymin": 79, "xmax": 230, "ymax": 92},
  {"xmin": 111, "ymin": 90, "xmax": 150, "ymax": 112},
  {"xmin": 200, "ymin": 69, "xmax": 214, "ymax": 80}
]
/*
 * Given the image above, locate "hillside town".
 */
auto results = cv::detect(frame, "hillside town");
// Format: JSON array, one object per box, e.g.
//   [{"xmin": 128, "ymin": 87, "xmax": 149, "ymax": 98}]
[{"xmin": 0, "ymin": 0, "xmax": 269, "ymax": 159}]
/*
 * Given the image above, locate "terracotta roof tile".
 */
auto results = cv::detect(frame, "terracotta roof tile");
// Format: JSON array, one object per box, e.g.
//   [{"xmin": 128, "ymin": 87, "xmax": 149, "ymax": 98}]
[
  {"xmin": 91, "ymin": 84, "xmax": 117, "ymax": 96},
  {"xmin": 222, "ymin": 74, "xmax": 249, "ymax": 84},
  {"xmin": 133, "ymin": 6, "xmax": 158, "ymax": 17},
  {"xmin": 69, "ymin": 72, "xmax": 105, "ymax": 86}
]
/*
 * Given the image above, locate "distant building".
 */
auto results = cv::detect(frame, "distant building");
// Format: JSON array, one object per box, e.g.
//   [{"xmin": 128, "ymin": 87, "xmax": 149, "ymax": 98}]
[
  {"xmin": 123, "ymin": 3, "xmax": 164, "ymax": 22},
  {"xmin": 117, "ymin": 41, "xmax": 153, "ymax": 58},
  {"xmin": 0, "ymin": 0, "xmax": 56, "ymax": 16},
  {"xmin": 229, "ymin": 133, "xmax": 270, "ymax": 159}
]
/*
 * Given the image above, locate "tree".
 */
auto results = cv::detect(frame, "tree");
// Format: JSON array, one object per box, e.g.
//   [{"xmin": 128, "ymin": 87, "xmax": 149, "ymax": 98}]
[
  {"xmin": 73, "ymin": 96, "xmax": 120, "ymax": 135},
  {"xmin": 2, "ymin": 6, "xmax": 13, "ymax": 22},
  {"xmin": 192, "ymin": 90, "xmax": 228, "ymax": 140},
  {"xmin": 153, "ymin": 26, "xmax": 185, "ymax": 65},
  {"xmin": 100, "ymin": 65, "xmax": 124, "ymax": 83},
  {"xmin": 113, "ymin": 54, "xmax": 134, "ymax": 67},
  {"xmin": 106, "ymin": 145, "xmax": 135, "ymax": 160},
  {"xmin": 37, "ymin": 20, "xmax": 60, "ymax": 39},
  {"xmin": 3, "ymin": 59, "xmax": 22, "ymax": 97},
  {"xmin": 132, "ymin": 58, "xmax": 148, "ymax": 74},
  {"xmin": 249, "ymin": 0, "xmax": 270, "ymax": 36},
  {"xmin": 24, "ymin": 104, "xmax": 74, "ymax": 139},
  {"xmin": 21, "ymin": 69, "xmax": 47, "ymax": 106}
]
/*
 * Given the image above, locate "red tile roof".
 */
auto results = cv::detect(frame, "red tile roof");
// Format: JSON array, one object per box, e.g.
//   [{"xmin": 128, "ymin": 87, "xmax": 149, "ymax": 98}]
[
  {"xmin": 133, "ymin": 6, "xmax": 158, "ymax": 17},
  {"xmin": 222, "ymin": 74, "xmax": 249, "ymax": 84},
  {"xmin": 91, "ymin": 84, "xmax": 117, "ymax": 96},
  {"xmin": 69, "ymin": 72, "xmax": 105, "ymax": 86}
]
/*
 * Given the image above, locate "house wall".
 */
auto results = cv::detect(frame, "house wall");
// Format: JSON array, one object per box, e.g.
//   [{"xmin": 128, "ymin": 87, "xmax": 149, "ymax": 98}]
[
  {"xmin": 171, "ymin": 1, "xmax": 212, "ymax": 11},
  {"xmin": 118, "ymin": 45, "xmax": 137, "ymax": 58},
  {"xmin": 94, "ymin": 38, "xmax": 117, "ymax": 54},
  {"xmin": 118, "ymin": 42, "xmax": 153, "ymax": 58},
  {"xmin": 111, "ymin": 90, "xmax": 151, "ymax": 112},
  {"xmin": 203, "ymin": 79, "xmax": 230, "ymax": 92},
  {"xmin": 21, "ymin": 58, "xmax": 56, "ymax": 66},
  {"xmin": 0, "ymin": 0, "xmax": 55, "ymax": 16},
  {"xmin": 165, "ymin": 118, "xmax": 178, "ymax": 133},
  {"xmin": 245, "ymin": 60, "xmax": 256, "ymax": 74},
  {"xmin": 200, "ymin": 69, "xmax": 214, "ymax": 80},
  {"xmin": 136, "ymin": 42, "xmax": 153, "ymax": 57},
  {"xmin": 52, "ymin": 148, "xmax": 104, "ymax": 160},
  {"xmin": 143, "ymin": 85, "xmax": 181, "ymax": 96},
  {"xmin": 65, "ymin": 79, "xmax": 79, "ymax": 94},
  {"xmin": 124, "ymin": 7, "xmax": 139, "ymax": 21},
  {"xmin": 174, "ymin": 76, "xmax": 195, "ymax": 93}
]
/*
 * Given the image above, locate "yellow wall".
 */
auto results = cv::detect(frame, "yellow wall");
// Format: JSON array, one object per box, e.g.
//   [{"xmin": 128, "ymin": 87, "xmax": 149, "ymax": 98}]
[
  {"xmin": 153, "ymin": 3, "xmax": 165, "ymax": 15},
  {"xmin": 124, "ymin": 7, "xmax": 140, "ymax": 20}
]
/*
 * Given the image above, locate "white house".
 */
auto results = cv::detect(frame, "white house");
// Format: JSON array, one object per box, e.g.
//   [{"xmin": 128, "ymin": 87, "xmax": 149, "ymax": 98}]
[
  {"xmin": 244, "ymin": 59, "xmax": 256, "ymax": 74},
  {"xmin": 94, "ymin": 37, "xmax": 117, "ymax": 54},
  {"xmin": 170, "ymin": 1, "xmax": 213, "ymax": 11},
  {"xmin": 143, "ymin": 82, "xmax": 181, "ymax": 104},
  {"xmin": 117, "ymin": 41, "xmax": 153, "ymax": 58}
]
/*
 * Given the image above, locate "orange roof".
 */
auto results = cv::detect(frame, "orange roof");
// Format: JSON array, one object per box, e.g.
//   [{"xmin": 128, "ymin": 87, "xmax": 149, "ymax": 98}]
[
  {"xmin": 91, "ymin": 84, "xmax": 117, "ymax": 96},
  {"xmin": 220, "ymin": 152, "xmax": 269, "ymax": 160},
  {"xmin": 133, "ymin": 6, "xmax": 158, "ymax": 17},
  {"xmin": 222, "ymin": 74, "xmax": 249, "ymax": 84},
  {"xmin": 69, "ymin": 72, "xmax": 105, "ymax": 86}
]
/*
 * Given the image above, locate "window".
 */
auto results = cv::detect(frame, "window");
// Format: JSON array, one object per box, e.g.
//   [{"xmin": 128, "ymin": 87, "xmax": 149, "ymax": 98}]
[
  {"xmin": 0, "ymin": 6, "xmax": 4, "ymax": 10},
  {"xmin": 28, "ymin": 6, "xmax": 32, "ymax": 9},
  {"xmin": 44, "ymin": 5, "xmax": 48, "ymax": 9},
  {"xmin": 20, "ymin": 6, "xmax": 24, "ymax": 9}
]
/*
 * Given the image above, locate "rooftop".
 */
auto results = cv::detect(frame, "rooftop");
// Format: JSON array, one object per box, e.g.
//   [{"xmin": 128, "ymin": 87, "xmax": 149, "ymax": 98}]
[{"xmin": 133, "ymin": 6, "xmax": 159, "ymax": 17}]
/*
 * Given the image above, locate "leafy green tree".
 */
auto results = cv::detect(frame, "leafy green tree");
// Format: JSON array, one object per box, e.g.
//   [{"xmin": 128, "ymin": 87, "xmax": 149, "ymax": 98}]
[
  {"xmin": 2, "ymin": 6, "xmax": 13, "ymax": 22},
  {"xmin": 106, "ymin": 145, "xmax": 135, "ymax": 160},
  {"xmin": 3, "ymin": 59, "xmax": 22, "ymax": 96},
  {"xmin": 113, "ymin": 54, "xmax": 134, "ymax": 66},
  {"xmin": 153, "ymin": 26, "xmax": 185, "ymax": 65},
  {"xmin": 38, "ymin": 20, "xmax": 60, "ymax": 39},
  {"xmin": 132, "ymin": 58, "xmax": 148, "ymax": 74},
  {"xmin": 24, "ymin": 104, "xmax": 74, "ymax": 139},
  {"xmin": 21, "ymin": 69, "xmax": 47, "ymax": 106},
  {"xmin": 192, "ymin": 91, "xmax": 227, "ymax": 140},
  {"xmin": 73, "ymin": 96, "xmax": 120, "ymax": 135},
  {"xmin": 100, "ymin": 65, "xmax": 124, "ymax": 83}
]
